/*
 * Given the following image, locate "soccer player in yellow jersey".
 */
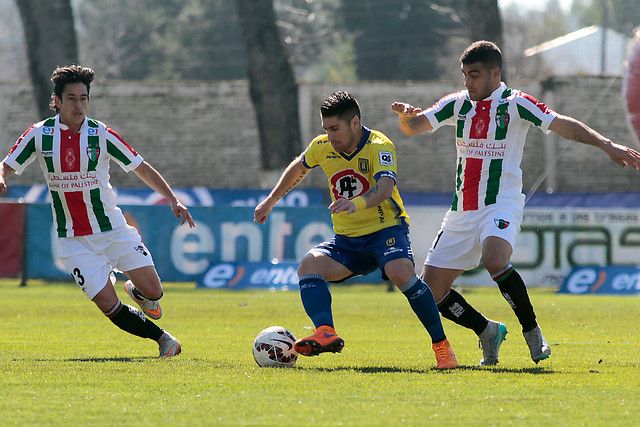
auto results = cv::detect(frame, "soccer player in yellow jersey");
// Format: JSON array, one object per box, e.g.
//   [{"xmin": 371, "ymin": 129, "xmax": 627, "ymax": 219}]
[{"xmin": 254, "ymin": 91, "xmax": 457, "ymax": 369}]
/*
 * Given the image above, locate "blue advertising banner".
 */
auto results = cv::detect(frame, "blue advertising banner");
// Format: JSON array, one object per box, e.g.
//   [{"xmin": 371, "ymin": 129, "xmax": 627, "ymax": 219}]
[
  {"xmin": 25, "ymin": 204, "xmax": 339, "ymax": 282},
  {"xmin": 559, "ymin": 266, "xmax": 640, "ymax": 295},
  {"xmin": 196, "ymin": 261, "xmax": 384, "ymax": 290},
  {"xmin": 25, "ymin": 201, "xmax": 640, "ymax": 291}
]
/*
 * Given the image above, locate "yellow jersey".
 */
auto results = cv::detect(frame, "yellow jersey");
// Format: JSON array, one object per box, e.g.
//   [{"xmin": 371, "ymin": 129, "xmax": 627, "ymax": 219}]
[{"xmin": 301, "ymin": 126, "xmax": 409, "ymax": 237}]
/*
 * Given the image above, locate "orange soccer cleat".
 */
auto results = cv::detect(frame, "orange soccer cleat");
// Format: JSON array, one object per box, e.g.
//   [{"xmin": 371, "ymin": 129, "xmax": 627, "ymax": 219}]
[
  {"xmin": 432, "ymin": 339, "xmax": 458, "ymax": 369},
  {"xmin": 294, "ymin": 325, "xmax": 345, "ymax": 356}
]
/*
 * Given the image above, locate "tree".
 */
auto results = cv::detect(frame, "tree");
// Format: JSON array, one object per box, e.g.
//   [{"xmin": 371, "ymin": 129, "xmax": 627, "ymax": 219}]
[
  {"xmin": 74, "ymin": 0, "xmax": 349, "ymax": 83},
  {"xmin": 75, "ymin": 0, "xmax": 248, "ymax": 81},
  {"xmin": 341, "ymin": 0, "xmax": 463, "ymax": 81},
  {"xmin": 273, "ymin": 0, "xmax": 355, "ymax": 82},
  {"xmin": 235, "ymin": 0, "xmax": 301, "ymax": 171},
  {"xmin": 16, "ymin": 0, "xmax": 78, "ymax": 120},
  {"xmin": 464, "ymin": 0, "xmax": 503, "ymax": 46},
  {"xmin": 464, "ymin": 0, "xmax": 505, "ymax": 79},
  {"xmin": 572, "ymin": 0, "xmax": 640, "ymax": 36}
]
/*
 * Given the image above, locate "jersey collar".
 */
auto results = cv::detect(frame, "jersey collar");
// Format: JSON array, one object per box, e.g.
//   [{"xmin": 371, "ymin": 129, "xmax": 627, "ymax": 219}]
[{"xmin": 340, "ymin": 126, "xmax": 370, "ymax": 161}]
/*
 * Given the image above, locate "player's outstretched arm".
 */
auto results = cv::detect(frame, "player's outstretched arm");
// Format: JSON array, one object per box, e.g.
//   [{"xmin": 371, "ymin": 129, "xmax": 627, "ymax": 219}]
[
  {"xmin": 391, "ymin": 102, "xmax": 433, "ymax": 136},
  {"xmin": 254, "ymin": 155, "xmax": 309, "ymax": 224},
  {"xmin": 549, "ymin": 114, "xmax": 640, "ymax": 170},
  {"xmin": 133, "ymin": 161, "xmax": 196, "ymax": 228},
  {"xmin": 0, "ymin": 162, "xmax": 16, "ymax": 194}
]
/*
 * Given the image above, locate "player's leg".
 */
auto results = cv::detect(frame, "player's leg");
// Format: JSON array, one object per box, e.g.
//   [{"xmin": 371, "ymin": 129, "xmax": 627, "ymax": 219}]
[
  {"xmin": 384, "ymin": 258, "xmax": 457, "ymax": 369},
  {"xmin": 60, "ymin": 234, "xmax": 179, "ymax": 358},
  {"xmin": 423, "ymin": 265, "xmax": 488, "ymax": 333},
  {"xmin": 93, "ymin": 282, "xmax": 181, "ymax": 358},
  {"xmin": 482, "ymin": 236, "xmax": 550, "ymax": 363},
  {"xmin": 293, "ymin": 249, "xmax": 352, "ymax": 356},
  {"xmin": 108, "ymin": 227, "xmax": 181, "ymax": 357},
  {"xmin": 386, "ymin": 260, "xmax": 445, "ymax": 342},
  {"xmin": 424, "ymin": 216, "xmax": 508, "ymax": 366},
  {"xmin": 106, "ymin": 227, "xmax": 164, "ymax": 319},
  {"xmin": 123, "ymin": 265, "xmax": 163, "ymax": 320}
]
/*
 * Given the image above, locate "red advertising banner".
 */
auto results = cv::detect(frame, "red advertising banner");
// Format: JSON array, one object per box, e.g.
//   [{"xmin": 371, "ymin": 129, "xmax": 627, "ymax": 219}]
[{"xmin": 0, "ymin": 203, "xmax": 25, "ymax": 277}]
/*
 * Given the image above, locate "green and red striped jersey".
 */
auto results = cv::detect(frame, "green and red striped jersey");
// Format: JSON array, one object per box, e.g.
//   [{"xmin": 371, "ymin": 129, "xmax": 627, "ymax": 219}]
[
  {"xmin": 422, "ymin": 83, "xmax": 557, "ymax": 211},
  {"xmin": 3, "ymin": 115, "xmax": 143, "ymax": 237}
]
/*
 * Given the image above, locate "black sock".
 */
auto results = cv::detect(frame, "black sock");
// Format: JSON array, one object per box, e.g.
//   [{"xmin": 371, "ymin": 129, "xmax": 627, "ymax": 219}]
[
  {"xmin": 437, "ymin": 288, "xmax": 488, "ymax": 335},
  {"xmin": 105, "ymin": 301, "xmax": 164, "ymax": 340},
  {"xmin": 493, "ymin": 265, "xmax": 537, "ymax": 332}
]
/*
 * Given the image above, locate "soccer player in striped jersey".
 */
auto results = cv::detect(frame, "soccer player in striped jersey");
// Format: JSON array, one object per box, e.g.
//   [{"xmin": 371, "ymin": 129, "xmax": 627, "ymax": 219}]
[
  {"xmin": 255, "ymin": 91, "xmax": 457, "ymax": 369},
  {"xmin": 0, "ymin": 65, "xmax": 195, "ymax": 358},
  {"xmin": 391, "ymin": 41, "xmax": 640, "ymax": 365}
]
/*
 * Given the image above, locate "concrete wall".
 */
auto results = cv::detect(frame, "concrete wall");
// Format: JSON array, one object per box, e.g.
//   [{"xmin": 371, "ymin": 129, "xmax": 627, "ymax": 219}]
[{"xmin": 1, "ymin": 76, "xmax": 638, "ymax": 194}]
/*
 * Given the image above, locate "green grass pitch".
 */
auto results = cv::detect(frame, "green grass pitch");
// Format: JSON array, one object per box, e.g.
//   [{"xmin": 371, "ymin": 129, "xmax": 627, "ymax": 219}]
[{"xmin": 1, "ymin": 279, "xmax": 639, "ymax": 425}]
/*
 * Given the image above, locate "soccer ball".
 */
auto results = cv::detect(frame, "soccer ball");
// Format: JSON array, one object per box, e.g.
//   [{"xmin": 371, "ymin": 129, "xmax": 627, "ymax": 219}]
[{"xmin": 253, "ymin": 326, "xmax": 298, "ymax": 367}]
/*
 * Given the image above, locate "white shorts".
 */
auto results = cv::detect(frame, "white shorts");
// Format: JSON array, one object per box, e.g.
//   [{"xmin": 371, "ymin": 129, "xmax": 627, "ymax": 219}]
[
  {"xmin": 58, "ymin": 225, "xmax": 155, "ymax": 300},
  {"xmin": 425, "ymin": 200, "xmax": 523, "ymax": 271}
]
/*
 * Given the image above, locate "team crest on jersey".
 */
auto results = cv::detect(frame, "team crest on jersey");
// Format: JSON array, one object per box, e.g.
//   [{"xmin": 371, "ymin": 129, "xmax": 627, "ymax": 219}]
[
  {"xmin": 329, "ymin": 169, "xmax": 370, "ymax": 200},
  {"xmin": 358, "ymin": 158, "xmax": 369, "ymax": 173},
  {"xmin": 495, "ymin": 112, "xmax": 510, "ymax": 129},
  {"xmin": 65, "ymin": 148, "xmax": 77, "ymax": 169},
  {"xmin": 494, "ymin": 218, "xmax": 510, "ymax": 229},
  {"xmin": 386, "ymin": 238, "xmax": 395, "ymax": 246},
  {"xmin": 86, "ymin": 146, "xmax": 100, "ymax": 162}
]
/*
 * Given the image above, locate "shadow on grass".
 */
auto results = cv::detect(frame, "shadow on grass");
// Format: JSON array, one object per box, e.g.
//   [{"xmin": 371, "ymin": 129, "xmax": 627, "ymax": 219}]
[{"xmin": 302, "ymin": 365, "xmax": 556, "ymax": 375}]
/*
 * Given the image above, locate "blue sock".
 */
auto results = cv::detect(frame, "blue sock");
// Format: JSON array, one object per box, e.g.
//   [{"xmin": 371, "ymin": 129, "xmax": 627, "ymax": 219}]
[
  {"xmin": 399, "ymin": 276, "xmax": 446, "ymax": 343},
  {"xmin": 298, "ymin": 274, "xmax": 334, "ymax": 328}
]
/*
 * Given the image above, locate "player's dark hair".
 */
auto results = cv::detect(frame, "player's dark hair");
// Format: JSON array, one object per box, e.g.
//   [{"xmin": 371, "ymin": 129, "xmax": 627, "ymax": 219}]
[
  {"xmin": 320, "ymin": 91, "xmax": 361, "ymax": 122},
  {"xmin": 49, "ymin": 65, "xmax": 96, "ymax": 113},
  {"xmin": 460, "ymin": 41, "xmax": 502, "ymax": 71}
]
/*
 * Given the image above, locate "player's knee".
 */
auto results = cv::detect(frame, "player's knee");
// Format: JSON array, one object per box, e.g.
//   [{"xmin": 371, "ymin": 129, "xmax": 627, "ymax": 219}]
[
  {"xmin": 482, "ymin": 256, "xmax": 509, "ymax": 275},
  {"xmin": 297, "ymin": 254, "xmax": 321, "ymax": 277},
  {"xmin": 385, "ymin": 261, "xmax": 416, "ymax": 286}
]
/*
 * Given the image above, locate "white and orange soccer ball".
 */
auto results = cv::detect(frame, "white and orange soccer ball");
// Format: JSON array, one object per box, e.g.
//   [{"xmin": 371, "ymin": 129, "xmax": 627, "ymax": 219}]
[{"xmin": 252, "ymin": 326, "xmax": 298, "ymax": 367}]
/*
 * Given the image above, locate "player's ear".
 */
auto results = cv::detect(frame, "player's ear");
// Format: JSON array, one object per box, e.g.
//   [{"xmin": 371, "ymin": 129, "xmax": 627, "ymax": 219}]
[
  {"xmin": 491, "ymin": 66, "xmax": 501, "ymax": 80},
  {"xmin": 350, "ymin": 115, "xmax": 360, "ymax": 130}
]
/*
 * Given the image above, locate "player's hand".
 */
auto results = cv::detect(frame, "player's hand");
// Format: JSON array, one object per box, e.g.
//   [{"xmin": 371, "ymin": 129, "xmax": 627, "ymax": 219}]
[
  {"xmin": 605, "ymin": 142, "xmax": 640, "ymax": 170},
  {"xmin": 0, "ymin": 180, "xmax": 7, "ymax": 194},
  {"xmin": 254, "ymin": 199, "xmax": 274, "ymax": 224},
  {"xmin": 172, "ymin": 200, "xmax": 196, "ymax": 228},
  {"xmin": 391, "ymin": 102, "xmax": 424, "ymax": 117},
  {"xmin": 329, "ymin": 198, "xmax": 356, "ymax": 214}
]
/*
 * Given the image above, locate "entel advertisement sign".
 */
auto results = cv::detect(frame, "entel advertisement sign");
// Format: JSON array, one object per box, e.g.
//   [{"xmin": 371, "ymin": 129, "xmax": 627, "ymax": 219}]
[
  {"xmin": 559, "ymin": 266, "xmax": 640, "ymax": 295},
  {"xmin": 26, "ymin": 204, "xmax": 339, "ymax": 283},
  {"xmin": 23, "ymin": 204, "xmax": 640, "ymax": 289}
]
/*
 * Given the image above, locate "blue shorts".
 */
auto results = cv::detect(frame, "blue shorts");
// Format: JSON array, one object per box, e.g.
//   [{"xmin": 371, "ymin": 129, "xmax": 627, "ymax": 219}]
[{"xmin": 310, "ymin": 225, "xmax": 414, "ymax": 282}]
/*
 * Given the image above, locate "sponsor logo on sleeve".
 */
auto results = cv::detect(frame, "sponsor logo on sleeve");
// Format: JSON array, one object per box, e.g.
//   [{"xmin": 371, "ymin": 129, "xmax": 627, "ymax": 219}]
[{"xmin": 379, "ymin": 151, "xmax": 394, "ymax": 166}]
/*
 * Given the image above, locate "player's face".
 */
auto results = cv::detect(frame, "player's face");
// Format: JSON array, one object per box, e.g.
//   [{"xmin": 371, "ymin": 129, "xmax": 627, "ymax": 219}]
[
  {"xmin": 322, "ymin": 115, "xmax": 361, "ymax": 154},
  {"xmin": 55, "ymin": 82, "xmax": 89, "ymax": 132},
  {"xmin": 462, "ymin": 62, "xmax": 501, "ymax": 101}
]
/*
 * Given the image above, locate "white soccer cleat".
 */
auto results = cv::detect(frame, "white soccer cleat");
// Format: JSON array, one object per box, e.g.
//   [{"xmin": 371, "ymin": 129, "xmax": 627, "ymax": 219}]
[
  {"xmin": 158, "ymin": 332, "xmax": 182, "ymax": 358},
  {"xmin": 523, "ymin": 325, "xmax": 551, "ymax": 363},
  {"xmin": 478, "ymin": 320, "xmax": 508, "ymax": 366},
  {"xmin": 124, "ymin": 280, "xmax": 162, "ymax": 320}
]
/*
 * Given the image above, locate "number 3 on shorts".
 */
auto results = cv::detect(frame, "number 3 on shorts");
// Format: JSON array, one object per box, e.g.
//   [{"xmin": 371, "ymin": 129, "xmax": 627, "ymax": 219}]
[{"xmin": 72, "ymin": 267, "xmax": 85, "ymax": 287}]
